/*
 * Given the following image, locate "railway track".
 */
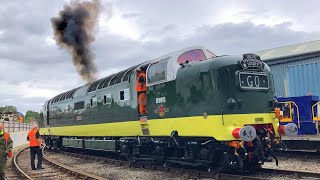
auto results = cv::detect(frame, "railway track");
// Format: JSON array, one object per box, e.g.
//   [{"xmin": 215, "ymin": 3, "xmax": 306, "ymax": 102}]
[
  {"xmin": 46, "ymin": 149, "xmax": 266, "ymax": 180},
  {"xmin": 274, "ymin": 148, "xmax": 320, "ymax": 156},
  {"xmin": 260, "ymin": 168, "xmax": 320, "ymax": 179},
  {"xmin": 46, "ymin": 148, "xmax": 320, "ymax": 180},
  {"xmin": 13, "ymin": 146, "xmax": 106, "ymax": 180}
]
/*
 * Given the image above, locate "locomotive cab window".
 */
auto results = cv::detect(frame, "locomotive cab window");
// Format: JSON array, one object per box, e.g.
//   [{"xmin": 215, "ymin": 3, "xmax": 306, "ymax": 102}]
[
  {"xmin": 206, "ymin": 50, "xmax": 217, "ymax": 59},
  {"xmin": 177, "ymin": 49, "xmax": 206, "ymax": 64},
  {"xmin": 148, "ymin": 59, "xmax": 168, "ymax": 85}
]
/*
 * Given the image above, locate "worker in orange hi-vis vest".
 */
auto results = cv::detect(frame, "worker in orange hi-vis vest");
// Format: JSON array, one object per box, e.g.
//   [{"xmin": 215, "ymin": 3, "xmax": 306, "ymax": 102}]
[
  {"xmin": 136, "ymin": 68, "xmax": 147, "ymax": 115},
  {"xmin": 136, "ymin": 68, "xmax": 147, "ymax": 92},
  {"xmin": 0, "ymin": 121, "xmax": 13, "ymax": 180},
  {"xmin": 27, "ymin": 123, "xmax": 43, "ymax": 170}
]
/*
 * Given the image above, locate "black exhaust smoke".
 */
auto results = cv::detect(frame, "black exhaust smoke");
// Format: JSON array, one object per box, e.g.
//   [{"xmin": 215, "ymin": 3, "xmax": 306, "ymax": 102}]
[{"xmin": 51, "ymin": 0, "xmax": 102, "ymax": 83}]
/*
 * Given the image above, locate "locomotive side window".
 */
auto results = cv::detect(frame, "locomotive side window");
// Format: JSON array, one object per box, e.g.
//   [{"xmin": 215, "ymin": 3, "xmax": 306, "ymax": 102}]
[
  {"xmin": 104, "ymin": 94, "xmax": 112, "ymax": 104},
  {"xmin": 120, "ymin": 91, "xmax": 124, "ymax": 100},
  {"xmin": 177, "ymin": 49, "xmax": 206, "ymax": 64},
  {"xmin": 156, "ymin": 60, "xmax": 167, "ymax": 82},
  {"xmin": 148, "ymin": 59, "xmax": 168, "ymax": 85},
  {"xmin": 148, "ymin": 63, "xmax": 157, "ymax": 84},
  {"xmin": 90, "ymin": 97, "xmax": 97, "ymax": 107},
  {"xmin": 65, "ymin": 104, "xmax": 71, "ymax": 111},
  {"xmin": 120, "ymin": 89, "xmax": 129, "ymax": 101}
]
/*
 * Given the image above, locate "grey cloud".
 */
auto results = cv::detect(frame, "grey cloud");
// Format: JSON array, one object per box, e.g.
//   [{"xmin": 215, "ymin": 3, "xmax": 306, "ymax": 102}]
[
  {"xmin": 94, "ymin": 21, "xmax": 319, "ymax": 70},
  {"xmin": 141, "ymin": 24, "xmax": 179, "ymax": 40},
  {"xmin": 1, "ymin": 0, "xmax": 320, "ymax": 114},
  {"xmin": 121, "ymin": 12, "xmax": 140, "ymax": 19}
]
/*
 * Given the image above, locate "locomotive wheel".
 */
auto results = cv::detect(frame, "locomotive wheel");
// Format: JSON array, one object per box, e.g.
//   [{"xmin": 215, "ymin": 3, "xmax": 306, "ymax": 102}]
[
  {"xmin": 209, "ymin": 151, "xmax": 228, "ymax": 173},
  {"xmin": 247, "ymin": 162, "xmax": 262, "ymax": 172}
]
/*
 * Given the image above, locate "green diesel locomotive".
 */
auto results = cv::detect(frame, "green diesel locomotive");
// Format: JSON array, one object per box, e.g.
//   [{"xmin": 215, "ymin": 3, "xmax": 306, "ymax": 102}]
[{"xmin": 40, "ymin": 47, "xmax": 297, "ymax": 172}]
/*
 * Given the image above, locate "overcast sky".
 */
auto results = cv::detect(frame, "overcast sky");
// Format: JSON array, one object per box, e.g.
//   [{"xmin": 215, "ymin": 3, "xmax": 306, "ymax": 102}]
[{"xmin": 0, "ymin": 0, "xmax": 320, "ymax": 114}]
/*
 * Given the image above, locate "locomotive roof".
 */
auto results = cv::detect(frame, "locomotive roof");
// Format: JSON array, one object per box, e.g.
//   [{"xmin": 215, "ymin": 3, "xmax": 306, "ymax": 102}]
[{"xmin": 49, "ymin": 46, "xmax": 215, "ymax": 104}]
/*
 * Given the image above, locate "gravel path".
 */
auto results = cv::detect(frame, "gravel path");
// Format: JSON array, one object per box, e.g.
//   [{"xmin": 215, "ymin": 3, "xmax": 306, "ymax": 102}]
[
  {"xmin": 263, "ymin": 154, "xmax": 320, "ymax": 172},
  {"xmin": 5, "ymin": 145, "xmax": 28, "ymax": 180},
  {"xmin": 46, "ymin": 151, "xmax": 183, "ymax": 180},
  {"xmin": 43, "ymin": 149, "xmax": 320, "ymax": 180},
  {"xmin": 7, "ymin": 146, "xmax": 319, "ymax": 179}
]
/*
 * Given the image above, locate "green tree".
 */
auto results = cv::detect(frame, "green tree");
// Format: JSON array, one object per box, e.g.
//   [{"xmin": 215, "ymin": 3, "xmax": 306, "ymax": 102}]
[
  {"xmin": 25, "ymin": 110, "xmax": 40, "ymax": 123},
  {"xmin": 0, "ymin": 105, "xmax": 17, "ymax": 113}
]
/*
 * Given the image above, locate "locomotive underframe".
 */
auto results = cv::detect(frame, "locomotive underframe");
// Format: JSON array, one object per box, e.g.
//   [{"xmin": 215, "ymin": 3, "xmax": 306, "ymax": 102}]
[{"xmin": 44, "ymin": 128, "xmax": 278, "ymax": 172}]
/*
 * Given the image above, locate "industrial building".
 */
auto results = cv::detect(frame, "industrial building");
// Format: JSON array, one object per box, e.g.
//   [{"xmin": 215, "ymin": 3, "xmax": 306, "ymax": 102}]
[{"xmin": 254, "ymin": 40, "xmax": 320, "ymax": 97}]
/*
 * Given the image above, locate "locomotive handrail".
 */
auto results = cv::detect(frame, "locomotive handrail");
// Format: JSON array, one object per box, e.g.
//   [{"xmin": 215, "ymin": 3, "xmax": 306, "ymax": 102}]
[
  {"xmin": 277, "ymin": 101, "xmax": 300, "ymax": 129},
  {"xmin": 311, "ymin": 101, "xmax": 320, "ymax": 134}
]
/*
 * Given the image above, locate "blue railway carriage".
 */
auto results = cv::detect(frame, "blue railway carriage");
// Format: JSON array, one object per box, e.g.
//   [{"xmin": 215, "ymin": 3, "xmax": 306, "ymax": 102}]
[
  {"xmin": 276, "ymin": 95, "xmax": 320, "ymax": 151},
  {"xmin": 277, "ymin": 95, "xmax": 320, "ymax": 135}
]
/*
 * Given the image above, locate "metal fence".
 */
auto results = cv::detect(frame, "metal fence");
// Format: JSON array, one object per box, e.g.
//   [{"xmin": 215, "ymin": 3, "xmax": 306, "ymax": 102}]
[{"xmin": 3, "ymin": 121, "xmax": 32, "ymax": 132}]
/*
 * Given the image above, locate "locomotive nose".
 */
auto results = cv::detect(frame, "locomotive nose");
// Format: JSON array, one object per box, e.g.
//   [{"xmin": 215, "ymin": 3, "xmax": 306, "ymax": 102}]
[{"xmin": 232, "ymin": 125, "xmax": 257, "ymax": 141}]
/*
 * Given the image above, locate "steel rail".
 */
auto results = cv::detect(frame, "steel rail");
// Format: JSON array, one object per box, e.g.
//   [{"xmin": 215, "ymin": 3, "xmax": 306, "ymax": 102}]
[
  {"xmin": 13, "ymin": 146, "xmax": 107, "ymax": 180},
  {"xmin": 273, "ymin": 149, "xmax": 320, "ymax": 156},
  {"xmin": 54, "ymin": 149, "xmax": 320, "ymax": 179},
  {"xmin": 13, "ymin": 147, "xmax": 33, "ymax": 180},
  {"xmin": 42, "ymin": 147, "xmax": 107, "ymax": 180},
  {"xmin": 261, "ymin": 168, "xmax": 320, "ymax": 179},
  {"xmin": 51, "ymin": 149, "xmax": 269, "ymax": 180}
]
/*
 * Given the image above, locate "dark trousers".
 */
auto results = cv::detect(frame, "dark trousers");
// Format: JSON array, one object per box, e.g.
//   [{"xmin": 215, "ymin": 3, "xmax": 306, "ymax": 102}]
[
  {"xmin": 0, "ymin": 158, "xmax": 7, "ymax": 180},
  {"xmin": 30, "ymin": 146, "xmax": 43, "ymax": 169}
]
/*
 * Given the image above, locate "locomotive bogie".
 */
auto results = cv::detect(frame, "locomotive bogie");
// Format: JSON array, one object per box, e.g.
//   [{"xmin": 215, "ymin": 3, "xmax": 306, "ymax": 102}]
[{"xmin": 44, "ymin": 131, "xmax": 273, "ymax": 172}]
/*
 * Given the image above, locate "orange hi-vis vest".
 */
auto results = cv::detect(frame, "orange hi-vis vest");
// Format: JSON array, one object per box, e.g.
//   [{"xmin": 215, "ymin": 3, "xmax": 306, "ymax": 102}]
[
  {"xmin": 4, "ymin": 132, "xmax": 10, "ymax": 147},
  {"xmin": 28, "ymin": 129, "xmax": 39, "ymax": 147},
  {"xmin": 136, "ymin": 73, "xmax": 147, "ymax": 92}
]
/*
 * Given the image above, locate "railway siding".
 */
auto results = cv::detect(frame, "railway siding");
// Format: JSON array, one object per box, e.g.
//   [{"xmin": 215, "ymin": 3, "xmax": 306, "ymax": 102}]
[
  {"xmin": 12, "ymin": 146, "xmax": 107, "ymax": 180},
  {"xmin": 45, "ymin": 148, "xmax": 320, "ymax": 180},
  {"xmin": 7, "ymin": 145, "xmax": 320, "ymax": 180}
]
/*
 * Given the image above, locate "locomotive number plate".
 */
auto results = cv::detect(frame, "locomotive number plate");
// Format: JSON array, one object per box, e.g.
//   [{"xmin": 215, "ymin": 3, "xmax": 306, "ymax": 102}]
[{"xmin": 239, "ymin": 72, "xmax": 269, "ymax": 90}]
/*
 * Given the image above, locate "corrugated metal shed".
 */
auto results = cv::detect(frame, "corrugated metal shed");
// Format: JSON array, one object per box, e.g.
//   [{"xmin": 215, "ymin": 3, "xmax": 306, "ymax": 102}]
[
  {"xmin": 254, "ymin": 40, "xmax": 320, "ymax": 97},
  {"xmin": 287, "ymin": 62, "xmax": 320, "ymax": 96},
  {"xmin": 255, "ymin": 40, "xmax": 320, "ymax": 61}
]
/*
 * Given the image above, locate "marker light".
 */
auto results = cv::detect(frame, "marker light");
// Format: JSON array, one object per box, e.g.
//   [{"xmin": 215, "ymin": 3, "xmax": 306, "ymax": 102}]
[
  {"xmin": 278, "ymin": 123, "xmax": 298, "ymax": 136},
  {"xmin": 232, "ymin": 126, "xmax": 257, "ymax": 142}
]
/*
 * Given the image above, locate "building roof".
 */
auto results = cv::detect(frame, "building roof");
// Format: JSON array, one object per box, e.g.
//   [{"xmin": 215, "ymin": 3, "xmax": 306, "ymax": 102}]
[{"xmin": 254, "ymin": 40, "xmax": 320, "ymax": 61}]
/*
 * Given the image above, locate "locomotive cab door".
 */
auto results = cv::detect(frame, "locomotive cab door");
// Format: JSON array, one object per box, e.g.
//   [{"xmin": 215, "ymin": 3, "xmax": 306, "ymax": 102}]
[
  {"xmin": 279, "ymin": 102, "xmax": 294, "ymax": 122},
  {"xmin": 136, "ymin": 65, "xmax": 150, "ymax": 135},
  {"xmin": 312, "ymin": 101, "xmax": 320, "ymax": 134},
  {"xmin": 312, "ymin": 101, "xmax": 320, "ymax": 122},
  {"xmin": 136, "ymin": 65, "xmax": 149, "ymax": 117}
]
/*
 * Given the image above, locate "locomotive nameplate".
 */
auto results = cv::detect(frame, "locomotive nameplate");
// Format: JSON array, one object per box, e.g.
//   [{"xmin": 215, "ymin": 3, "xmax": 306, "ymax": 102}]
[
  {"xmin": 239, "ymin": 72, "xmax": 269, "ymax": 90},
  {"xmin": 240, "ymin": 54, "xmax": 264, "ymax": 70}
]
